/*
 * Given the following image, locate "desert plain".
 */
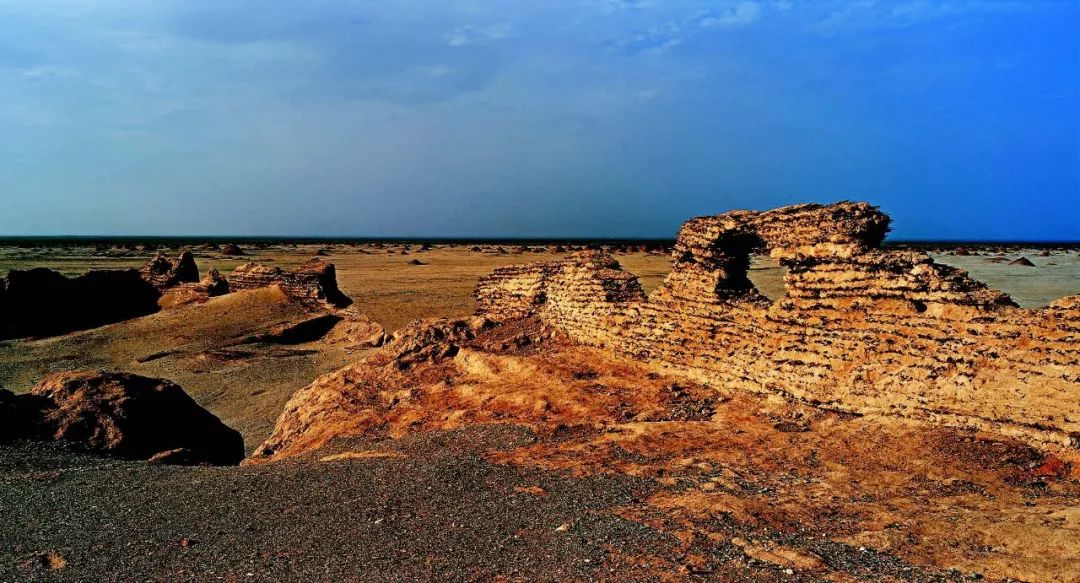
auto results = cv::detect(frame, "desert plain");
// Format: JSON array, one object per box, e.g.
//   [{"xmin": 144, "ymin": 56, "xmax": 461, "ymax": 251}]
[{"xmin": 1, "ymin": 206, "xmax": 1079, "ymax": 582}]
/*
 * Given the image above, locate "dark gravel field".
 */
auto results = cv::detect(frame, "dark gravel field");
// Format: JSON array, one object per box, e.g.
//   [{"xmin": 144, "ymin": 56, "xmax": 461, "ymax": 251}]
[
  {"xmin": 1, "ymin": 426, "xmax": 673, "ymax": 582},
  {"xmin": 0, "ymin": 423, "xmax": 980, "ymax": 582}
]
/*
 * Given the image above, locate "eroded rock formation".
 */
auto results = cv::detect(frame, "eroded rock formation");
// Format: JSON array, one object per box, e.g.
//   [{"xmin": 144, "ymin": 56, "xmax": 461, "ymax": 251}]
[
  {"xmin": 0, "ymin": 268, "xmax": 161, "ymax": 340},
  {"xmin": 229, "ymin": 259, "xmax": 352, "ymax": 308},
  {"xmin": 248, "ymin": 316, "xmax": 542, "ymax": 462},
  {"xmin": 475, "ymin": 202, "xmax": 1080, "ymax": 449},
  {"xmin": 159, "ymin": 266, "xmax": 230, "ymax": 308},
  {"xmin": 0, "ymin": 253, "xmax": 240, "ymax": 338},
  {"xmin": 139, "ymin": 251, "xmax": 200, "ymax": 291},
  {"xmin": 1, "ymin": 371, "xmax": 243, "ymax": 465},
  {"xmin": 322, "ymin": 308, "xmax": 389, "ymax": 349}
]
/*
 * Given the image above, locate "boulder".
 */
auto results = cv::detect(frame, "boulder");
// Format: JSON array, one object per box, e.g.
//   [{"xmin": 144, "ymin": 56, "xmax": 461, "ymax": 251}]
[
  {"xmin": 1009, "ymin": 257, "xmax": 1036, "ymax": 267},
  {"xmin": 29, "ymin": 371, "xmax": 243, "ymax": 465},
  {"xmin": 220, "ymin": 244, "xmax": 246, "ymax": 256}
]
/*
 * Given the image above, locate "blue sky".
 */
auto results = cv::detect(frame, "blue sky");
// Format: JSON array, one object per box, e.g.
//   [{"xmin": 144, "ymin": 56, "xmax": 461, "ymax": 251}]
[{"xmin": 0, "ymin": 1, "xmax": 1077, "ymax": 239}]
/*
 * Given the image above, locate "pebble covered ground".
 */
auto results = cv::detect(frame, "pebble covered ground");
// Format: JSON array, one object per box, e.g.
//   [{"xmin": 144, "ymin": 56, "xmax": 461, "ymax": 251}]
[
  {"xmin": 1, "ymin": 426, "xmax": 673, "ymax": 582},
  {"xmin": 1, "ymin": 422, "xmax": 992, "ymax": 582}
]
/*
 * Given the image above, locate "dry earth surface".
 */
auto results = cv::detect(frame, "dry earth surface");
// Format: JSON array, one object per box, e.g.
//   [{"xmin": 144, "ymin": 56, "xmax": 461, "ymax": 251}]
[{"xmin": 1, "ymin": 241, "xmax": 1078, "ymax": 582}]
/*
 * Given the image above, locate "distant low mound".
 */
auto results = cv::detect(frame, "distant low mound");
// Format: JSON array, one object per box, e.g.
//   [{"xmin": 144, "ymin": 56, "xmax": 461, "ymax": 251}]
[{"xmin": 0, "ymin": 251, "xmax": 235, "ymax": 340}]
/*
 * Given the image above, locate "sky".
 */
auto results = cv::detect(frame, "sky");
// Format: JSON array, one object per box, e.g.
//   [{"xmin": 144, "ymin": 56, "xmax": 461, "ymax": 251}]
[{"xmin": 0, "ymin": 1, "xmax": 1077, "ymax": 240}]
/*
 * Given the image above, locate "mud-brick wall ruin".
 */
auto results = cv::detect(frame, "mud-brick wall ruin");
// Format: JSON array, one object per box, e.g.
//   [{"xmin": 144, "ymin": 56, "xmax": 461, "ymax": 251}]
[{"xmin": 475, "ymin": 202, "xmax": 1080, "ymax": 449}]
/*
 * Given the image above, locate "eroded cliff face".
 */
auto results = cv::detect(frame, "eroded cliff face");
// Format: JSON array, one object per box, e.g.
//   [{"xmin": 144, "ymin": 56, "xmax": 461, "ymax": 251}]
[{"xmin": 475, "ymin": 202, "xmax": 1080, "ymax": 449}]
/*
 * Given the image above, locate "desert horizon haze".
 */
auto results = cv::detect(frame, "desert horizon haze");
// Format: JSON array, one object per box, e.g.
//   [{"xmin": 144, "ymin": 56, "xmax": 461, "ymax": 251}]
[{"xmin": 1, "ymin": 1, "xmax": 1077, "ymax": 239}]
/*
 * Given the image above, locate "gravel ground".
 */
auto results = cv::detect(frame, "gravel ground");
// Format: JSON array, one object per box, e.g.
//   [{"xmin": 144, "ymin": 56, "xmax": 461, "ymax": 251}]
[
  {"xmin": 0, "ymin": 424, "xmax": 999, "ymax": 582},
  {"xmin": 0, "ymin": 426, "xmax": 673, "ymax": 582}
]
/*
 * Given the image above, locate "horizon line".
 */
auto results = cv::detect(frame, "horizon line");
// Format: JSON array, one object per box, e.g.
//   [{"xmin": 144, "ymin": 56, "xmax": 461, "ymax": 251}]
[{"xmin": 0, "ymin": 235, "xmax": 1078, "ymax": 246}]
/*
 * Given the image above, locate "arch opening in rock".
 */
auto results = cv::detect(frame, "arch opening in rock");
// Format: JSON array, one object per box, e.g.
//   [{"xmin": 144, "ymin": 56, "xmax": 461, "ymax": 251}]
[{"xmin": 748, "ymin": 254, "xmax": 788, "ymax": 301}]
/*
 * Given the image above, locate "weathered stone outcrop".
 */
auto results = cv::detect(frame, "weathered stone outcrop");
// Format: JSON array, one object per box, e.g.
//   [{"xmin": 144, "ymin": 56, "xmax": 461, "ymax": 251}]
[
  {"xmin": 0, "ymin": 268, "xmax": 161, "ymax": 340},
  {"xmin": 0, "ymin": 253, "xmax": 232, "ymax": 338},
  {"xmin": 229, "ymin": 259, "xmax": 352, "ymax": 308},
  {"xmin": 249, "ymin": 308, "xmax": 389, "ymax": 349},
  {"xmin": 475, "ymin": 202, "xmax": 1080, "ymax": 449},
  {"xmin": 247, "ymin": 316, "xmax": 542, "ymax": 462},
  {"xmin": 2, "ymin": 371, "xmax": 243, "ymax": 465},
  {"xmin": 159, "ymin": 266, "xmax": 229, "ymax": 308},
  {"xmin": 476, "ymin": 250, "xmax": 646, "ymax": 323},
  {"xmin": 382, "ymin": 316, "xmax": 495, "ymax": 368},
  {"xmin": 139, "ymin": 251, "xmax": 199, "ymax": 291},
  {"xmin": 200, "ymin": 267, "xmax": 230, "ymax": 295}
]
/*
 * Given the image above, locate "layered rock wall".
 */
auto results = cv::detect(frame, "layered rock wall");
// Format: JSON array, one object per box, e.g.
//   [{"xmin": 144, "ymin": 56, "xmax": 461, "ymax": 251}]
[
  {"xmin": 475, "ymin": 202, "xmax": 1080, "ymax": 448},
  {"xmin": 229, "ymin": 259, "xmax": 352, "ymax": 308}
]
